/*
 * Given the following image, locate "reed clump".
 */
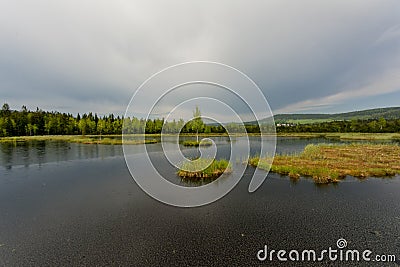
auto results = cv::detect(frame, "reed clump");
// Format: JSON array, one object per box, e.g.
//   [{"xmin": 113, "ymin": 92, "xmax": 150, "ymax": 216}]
[{"xmin": 177, "ymin": 158, "xmax": 231, "ymax": 180}]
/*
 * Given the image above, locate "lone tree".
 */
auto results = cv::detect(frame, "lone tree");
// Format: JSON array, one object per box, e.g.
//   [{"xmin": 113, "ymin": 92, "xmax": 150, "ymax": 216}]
[
  {"xmin": 1, "ymin": 103, "xmax": 11, "ymax": 117},
  {"xmin": 191, "ymin": 106, "xmax": 204, "ymax": 142}
]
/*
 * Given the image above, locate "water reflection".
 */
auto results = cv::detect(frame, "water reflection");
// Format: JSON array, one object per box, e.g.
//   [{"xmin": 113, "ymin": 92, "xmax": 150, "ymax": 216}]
[
  {"xmin": 1, "ymin": 137, "xmax": 399, "ymax": 266},
  {"xmin": 0, "ymin": 140, "xmax": 125, "ymax": 169},
  {"xmin": 0, "ymin": 142, "xmax": 13, "ymax": 169},
  {"xmin": 1, "ymin": 136, "xmax": 398, "ymax": 174}
]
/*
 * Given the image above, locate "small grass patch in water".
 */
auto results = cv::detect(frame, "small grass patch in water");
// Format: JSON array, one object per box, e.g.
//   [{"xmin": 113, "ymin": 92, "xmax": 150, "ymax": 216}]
[
  {"xmin": 249, "ymin": 143, "xmax": 400, "ymax": 184},
  {"xmin": 177, "ymin": 158, "xmax": 231, "ymax": 180}
]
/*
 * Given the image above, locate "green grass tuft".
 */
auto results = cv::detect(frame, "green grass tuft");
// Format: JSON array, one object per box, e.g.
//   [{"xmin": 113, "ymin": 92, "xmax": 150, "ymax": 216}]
[{"xmin": 177, "ymin": 158, "xmax": 231, "ymax": 180}]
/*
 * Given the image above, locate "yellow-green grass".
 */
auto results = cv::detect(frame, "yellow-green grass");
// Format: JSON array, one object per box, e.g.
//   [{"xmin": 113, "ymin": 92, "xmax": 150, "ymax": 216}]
[
  {"xmin": 177, "ymin": 158, "xmax": 232, "ymax": 180},
  {"xmin": 0, "ymin": 135, "xmax": 159, "ymax": 145},
  {"xmin": 70, "ymin": 137, "xmax": 158, "ymax": 145},
  {"xmin": 1, "ymin": 132, "xmax": 400, "ymax": 144},
  {"xmin": 324, "ymin": 133, "xmax": 400, "ymax": 140},
  {"xmin": 182, "ymin": 140, "xmax": 213, "ymax": 147},
  {"xmin": 275, "ymin": 133, "xmax": 327, "ymax": 138},
  {"xmin": 284, "ymin": 119, "xmax": 334, "ymax": 124},
  {"xmin": 249, "ymin": 143, "xmax": 400, "ymax": 184},
  {"xmin": 276, "ymin": 133, "xmax": 400, "ymax": 140}
]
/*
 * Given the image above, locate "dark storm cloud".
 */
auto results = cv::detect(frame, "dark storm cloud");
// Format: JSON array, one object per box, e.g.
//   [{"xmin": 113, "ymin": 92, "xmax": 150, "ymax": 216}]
[{"xmin": 0, "ymin": 0, "xmax": 399, "ymax": 116}]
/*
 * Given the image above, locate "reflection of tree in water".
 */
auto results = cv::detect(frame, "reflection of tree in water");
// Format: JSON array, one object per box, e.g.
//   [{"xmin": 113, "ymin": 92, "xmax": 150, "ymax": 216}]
[
  {"xmin": 34, "ymin": 140, "xmax": 47, "ymax": 168},
  {"xmin": 21, "ymin": 140, "xmax": 30, "ymax": 168},
  {"xmin": 0, "ymin": 143, "xmax": 14, "ymax": 170}
]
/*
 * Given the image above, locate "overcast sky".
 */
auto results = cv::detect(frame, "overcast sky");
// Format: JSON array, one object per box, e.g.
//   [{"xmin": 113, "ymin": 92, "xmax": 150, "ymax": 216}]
[{"xmin": 1, "ymin": 0, "xmax": 399, "ymax": 117}]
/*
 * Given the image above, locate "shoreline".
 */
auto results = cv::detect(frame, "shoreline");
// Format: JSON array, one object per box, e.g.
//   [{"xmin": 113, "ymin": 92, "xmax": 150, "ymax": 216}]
[
  {"xmin": 1, "ymin": 132, "xmax": 400, "ymax": 144},
  {"xmin": 0, "ymin": 135, "xmax": 159, "ymax": 145}
]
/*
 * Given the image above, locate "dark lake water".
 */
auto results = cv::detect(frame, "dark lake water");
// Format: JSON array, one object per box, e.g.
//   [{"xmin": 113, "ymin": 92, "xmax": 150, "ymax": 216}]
[{"xmin": 0, "ymin": 137, "xmax": 399, "ymax": 266}]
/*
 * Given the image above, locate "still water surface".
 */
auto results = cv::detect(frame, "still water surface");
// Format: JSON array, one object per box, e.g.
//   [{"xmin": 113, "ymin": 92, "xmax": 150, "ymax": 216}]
[{"xmin": 0, "ymin": 137, "xmax": 399, "ymax": 266}]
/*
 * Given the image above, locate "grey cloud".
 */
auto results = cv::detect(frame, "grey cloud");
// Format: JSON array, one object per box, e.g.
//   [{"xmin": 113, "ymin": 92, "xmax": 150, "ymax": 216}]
[{"xmin": 0, "ymin": 0, "xmax": 399, "ymax": 116}]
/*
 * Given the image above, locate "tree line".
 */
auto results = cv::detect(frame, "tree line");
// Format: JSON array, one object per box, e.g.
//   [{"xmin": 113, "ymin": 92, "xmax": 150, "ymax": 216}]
[
  {"xmin": 3, "ymin": 103, "xmax": 397, "ymax": 137},
  {"xmin": 276, "ymin": 118, "xmax": 400, "ymax": 133},
  {"xmin": 0, "ymin": 103, "xmax": 251, "ymax": 137}
]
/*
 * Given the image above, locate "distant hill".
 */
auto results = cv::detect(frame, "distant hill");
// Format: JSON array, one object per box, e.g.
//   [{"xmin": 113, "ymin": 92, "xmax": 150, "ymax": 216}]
[{"xmin": 270, "ymin": 107, "xmax": 400, "ymax": 124}]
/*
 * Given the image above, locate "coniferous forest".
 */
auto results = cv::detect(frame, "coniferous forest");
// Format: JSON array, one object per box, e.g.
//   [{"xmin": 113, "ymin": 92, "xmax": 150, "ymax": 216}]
[
  {"xmin": 0, "ymin": 103, "xmax": 400, "ymax": 137},
  {"xmin": 276, "ymin": 118, "xmax": 400, "ymax": 133},
  {"xmin": 0, "ymin": 103, "xmax": 234, "ymax": 136}
]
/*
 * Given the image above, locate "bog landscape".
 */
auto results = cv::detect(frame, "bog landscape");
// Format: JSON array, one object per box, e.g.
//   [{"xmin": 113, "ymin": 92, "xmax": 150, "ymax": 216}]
[
  {"xmin": 1, "ymin": 103, "xmax": 400, "ymax": 183},
  {"xmin": 2, "ymin": 1, "xmax": 400, "ymax": 265},
  {"xmin": 1, "ymin": 103, "xmax": 400, "ymax": 265}
]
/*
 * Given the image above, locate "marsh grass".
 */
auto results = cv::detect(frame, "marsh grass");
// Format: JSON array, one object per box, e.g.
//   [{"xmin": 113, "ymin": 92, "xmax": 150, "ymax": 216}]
[
  {"xmin": 0, "ymin": 135, "xmax": 159, "ymax": 145},
  {"xmin": 276, "ymin": 133, "xmax": 328, "ymax": 139},
  {"xmin": 71, "ymin": 137, "xmax": 159, "ymax": 145},
  {"xmin": 249, "ymin": 143, "xmax": 400, "ymax": 184},
  {"xmin": 324, "ymin": 133, "xmax": 400, "ymax": 140},
  {"xmin": 2, "ymin": 133, "xmax": 399, "ymax": 144},
  {"xmin": 177, "ymin": 158, "xmax": 231, "ymax": 180},
  {"xmin": 277, "ymin": 133, "xmax": 400, "ymax": 140}
]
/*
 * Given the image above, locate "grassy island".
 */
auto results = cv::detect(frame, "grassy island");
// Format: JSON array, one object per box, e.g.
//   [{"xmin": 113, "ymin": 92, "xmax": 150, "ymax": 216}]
[
  {"xmin": 177, "ymin": 158, "xmax": 231, "ymax": 180},
  {"xmin": 249, "ymin": 143, "xmax": 400, "ymax": 184}
]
